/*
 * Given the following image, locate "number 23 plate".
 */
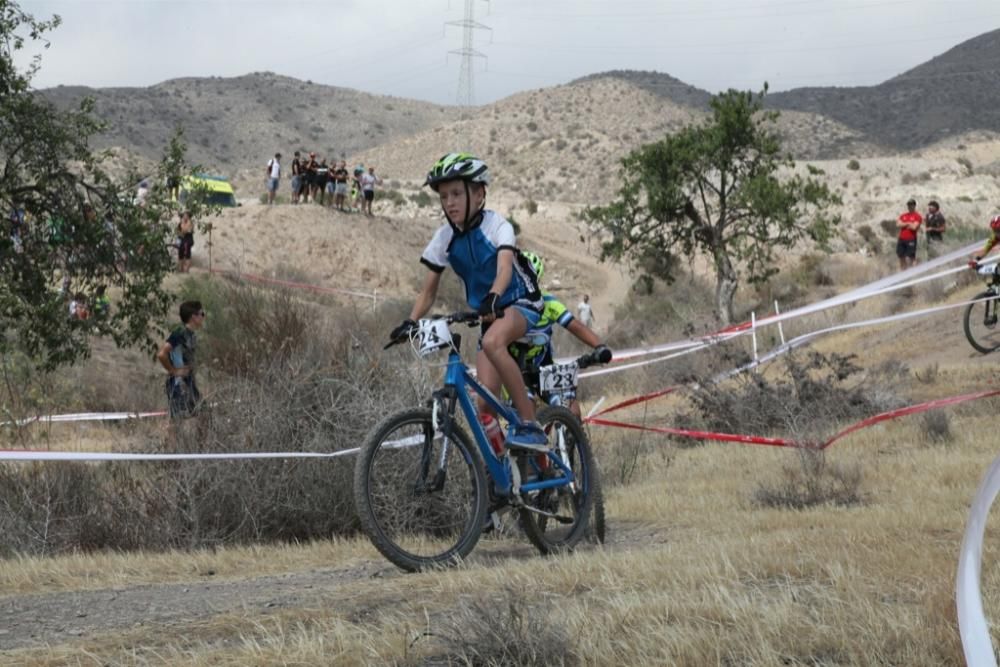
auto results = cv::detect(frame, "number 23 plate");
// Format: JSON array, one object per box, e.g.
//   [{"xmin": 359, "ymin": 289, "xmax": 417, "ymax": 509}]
[{"xmin": 539, "ymin": 362, "xmax": 578, "ymax": 393}]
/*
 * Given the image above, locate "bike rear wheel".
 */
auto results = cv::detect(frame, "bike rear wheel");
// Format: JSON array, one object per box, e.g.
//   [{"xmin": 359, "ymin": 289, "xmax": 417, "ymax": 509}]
[
  {"xmin": 964, "ymin": 291, "xmax": 1000, "ymax": 354},
  {"xmin": 518, "ymin": 406, "xmax": 595, "ymax": 555},
  {"xmin": 354, "ymin": 408, "xmax": 488, "ymax": 572}
]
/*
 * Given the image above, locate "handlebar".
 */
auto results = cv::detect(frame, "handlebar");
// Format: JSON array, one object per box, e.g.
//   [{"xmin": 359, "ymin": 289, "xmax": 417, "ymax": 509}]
[
  {"xmin": 576, "ymin": 346, "xmax": 613, "ymax": 369},
  {"xmin": 383, "ymin": 311, "xmax": 485, "ymax": 349}
]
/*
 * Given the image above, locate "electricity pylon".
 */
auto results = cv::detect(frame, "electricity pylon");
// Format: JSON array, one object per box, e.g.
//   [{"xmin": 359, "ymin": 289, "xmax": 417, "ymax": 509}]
[{"xmin": 446, "ymin": 0, "xmax": 491, "ymax": 107}]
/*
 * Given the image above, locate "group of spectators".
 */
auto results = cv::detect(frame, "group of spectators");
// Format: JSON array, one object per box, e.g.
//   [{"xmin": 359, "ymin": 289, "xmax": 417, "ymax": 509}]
[
  {"xmin": 895, "ymin": 197, "xmax": 947, "ymax": 270},
  {"xmin": 264, "ymin": 151, "xmax": 383, "ymax": 215}
]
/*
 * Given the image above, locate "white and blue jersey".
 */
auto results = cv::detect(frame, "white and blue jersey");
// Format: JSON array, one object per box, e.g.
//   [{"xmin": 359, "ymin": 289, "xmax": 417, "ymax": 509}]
[{"xmin": 420, "ymin": 209, "xmax": 542, "ymax": 313}]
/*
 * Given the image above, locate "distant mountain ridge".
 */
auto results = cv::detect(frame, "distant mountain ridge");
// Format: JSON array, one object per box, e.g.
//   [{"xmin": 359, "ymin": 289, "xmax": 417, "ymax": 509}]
[
  {"xmin": 584, "ymin": 28, "xmax": 1000, "ymax": 151},
  {"xmin": 767, "ymin": 27, "xmax": 1000, "ymax": 149},
  {"xmin": 42, "ymin": 72, "xmax": 452, "ymax": 176},
  {"xmin": 570, "ymin": 70, "xmax": 713, "ymax": 109},
  {"xmin": 38, "ymin": 28, "xmax": 1000, "ymax": 185}
]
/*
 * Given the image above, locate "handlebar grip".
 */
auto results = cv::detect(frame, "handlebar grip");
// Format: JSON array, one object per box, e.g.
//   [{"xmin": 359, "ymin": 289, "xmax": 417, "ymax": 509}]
[{"xmin": 596, "ymin": 347, "xmax": 613, "ymax": 364}]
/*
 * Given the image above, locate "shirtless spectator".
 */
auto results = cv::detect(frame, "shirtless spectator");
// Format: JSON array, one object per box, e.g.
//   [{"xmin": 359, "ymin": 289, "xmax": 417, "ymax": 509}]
[
  {"xmin": 317, "ymin": 159, "xmax": 331, "ymax": 206},
  {"xmin": 305, "ymin": 153, "xmax": 319, "ymax": 203}
]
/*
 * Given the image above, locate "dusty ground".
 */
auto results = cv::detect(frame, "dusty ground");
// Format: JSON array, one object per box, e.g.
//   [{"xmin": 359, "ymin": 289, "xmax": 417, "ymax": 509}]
[{"xmin": 4, "ymin": 136, "xmax": 1000, "ymax": 663}]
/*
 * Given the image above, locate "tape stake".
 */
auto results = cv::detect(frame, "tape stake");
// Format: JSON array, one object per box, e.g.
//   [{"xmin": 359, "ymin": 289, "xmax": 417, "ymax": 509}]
[{"xmin": 775, "ymin": 300, "xmax": 786, "ymax": 346}]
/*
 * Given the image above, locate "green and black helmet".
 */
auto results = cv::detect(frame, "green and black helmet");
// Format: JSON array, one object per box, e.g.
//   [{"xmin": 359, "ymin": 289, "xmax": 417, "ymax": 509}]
[
  {"xmin": 424, "ymin": 152, "xmax": 491, "ymax": 191},
  {"xmin": 522, "ymin": 251, "xmax": 544, "ymax": 281}
]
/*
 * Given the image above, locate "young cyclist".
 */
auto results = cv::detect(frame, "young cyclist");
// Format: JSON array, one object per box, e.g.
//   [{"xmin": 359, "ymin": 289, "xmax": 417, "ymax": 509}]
[
  {"xmin": 970, "ymin": 215, "xmax": 1000, "ymax": 268},
  {"xmin": 510, "ymin": 252, "xmax": 611, "ymax": 420},
  {"xmin": 388, "ymin": 153, "xmax": 548, "ymax": 449}
]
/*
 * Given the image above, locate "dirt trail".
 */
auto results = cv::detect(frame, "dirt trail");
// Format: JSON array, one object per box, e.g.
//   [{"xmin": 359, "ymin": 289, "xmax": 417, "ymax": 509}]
[{"xmin": 0, "ymin": 525, "xmax": 647, "ymax": 652}]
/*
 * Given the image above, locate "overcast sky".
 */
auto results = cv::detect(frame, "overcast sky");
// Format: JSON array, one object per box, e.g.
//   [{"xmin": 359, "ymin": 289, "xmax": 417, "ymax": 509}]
[{"xmin": 17, "ymin": 0, "xmax": 1000, "ymax": 105}]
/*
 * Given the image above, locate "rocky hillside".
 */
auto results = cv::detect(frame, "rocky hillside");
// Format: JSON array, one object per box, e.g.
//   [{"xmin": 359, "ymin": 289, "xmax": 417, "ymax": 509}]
[
  {"xmin": 42, "ymin": 72, "xmax": 453, "ymax": 177},
  {"xmin": 353, "ymin": 78, "xmax": 701, "ymax": 205},
  {"xmin": 766, "ymin": 28, "xmax": 1000, "ymax": 150}
]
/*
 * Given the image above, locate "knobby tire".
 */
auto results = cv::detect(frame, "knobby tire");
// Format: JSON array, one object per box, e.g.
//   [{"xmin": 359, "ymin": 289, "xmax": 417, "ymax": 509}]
[
  {"xmin": 518, "ymin": 405, "xmax": 596, "ymax": 555},
  {"xmin": 354, "ymin": 408, "xmax": 488, "ymax": 572},
  {"xmin": 964, "ymin": 291, "xmax": 1000, "ymax": 354}
]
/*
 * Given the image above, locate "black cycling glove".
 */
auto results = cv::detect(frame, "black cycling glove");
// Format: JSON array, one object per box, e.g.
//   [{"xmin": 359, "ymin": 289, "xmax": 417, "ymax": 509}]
[
  {"xmin": 478, "ymin": 292, "xmax": 503, "ymax": 318},
  {"xmin": 594, "ymin": 344, "xmax": 613, "ymax": 364},
  {"xmin": 390, "ymin": 319, "xmax": 416, "ymax": 341}
]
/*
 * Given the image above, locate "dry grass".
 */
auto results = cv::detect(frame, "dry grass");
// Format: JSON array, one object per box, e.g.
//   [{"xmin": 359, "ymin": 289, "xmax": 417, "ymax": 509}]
[
  {"xmin": 3, "ymin": 243, "xmax": 1000, "ymax": 664},
  {"xmin": 2, "ymin": 405, "xmax": 997, "ymax": 665}
]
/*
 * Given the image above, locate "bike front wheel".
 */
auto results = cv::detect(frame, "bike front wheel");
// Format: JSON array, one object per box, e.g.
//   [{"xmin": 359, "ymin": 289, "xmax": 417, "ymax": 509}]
[
  {"xmin": 518, "ymin": 405, "xmax": 596, "ymax": 555},
  {"xmin": 354, "ymin": 408, "xmax": 488, "ymax": 572},
  {"xmin": 964, "ymin": 291, "xmax": 1000, "ymax": 354}
]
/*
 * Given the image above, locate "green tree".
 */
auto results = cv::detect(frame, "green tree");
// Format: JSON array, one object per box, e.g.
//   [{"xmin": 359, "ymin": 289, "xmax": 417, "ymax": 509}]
[
  {"xmin": 584, "ymin": 87, "xmax": 840, "ymax": 324},
  {"xmin": 0, "ymin": 1, "xmax": 210, "ymax": 371}
]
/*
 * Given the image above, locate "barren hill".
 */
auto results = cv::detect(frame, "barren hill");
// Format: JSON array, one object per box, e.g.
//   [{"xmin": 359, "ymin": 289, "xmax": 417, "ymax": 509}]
[
  {"xmin": 354, "ymin": 78, "xmax": 701, "ymax": 204},
  {"xmin": 42, "ymin": 72, "xmax": 452, "ymax": 177},
  {"xmin": 766, "ymin": 28, "xmax": 1000, "ymax": 150}
]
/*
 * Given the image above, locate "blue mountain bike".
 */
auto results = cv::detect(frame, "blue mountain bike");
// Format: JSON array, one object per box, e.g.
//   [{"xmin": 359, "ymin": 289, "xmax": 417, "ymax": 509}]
[{"xmin": 354, "ymin": 312, "xmax": 597, "ymax": 572}]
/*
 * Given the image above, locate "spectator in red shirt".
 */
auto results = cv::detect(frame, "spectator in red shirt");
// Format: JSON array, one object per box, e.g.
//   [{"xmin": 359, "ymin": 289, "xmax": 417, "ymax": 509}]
[{"xmin": 896, "ymin": 198, "xmax": 923, "ymax": 270}]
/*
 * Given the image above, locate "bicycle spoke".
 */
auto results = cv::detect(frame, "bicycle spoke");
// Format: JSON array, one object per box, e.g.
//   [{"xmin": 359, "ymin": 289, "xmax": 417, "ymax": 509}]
[{"xmin": 355, "ymin": 409, "xmax": 486, "ymax": 571}]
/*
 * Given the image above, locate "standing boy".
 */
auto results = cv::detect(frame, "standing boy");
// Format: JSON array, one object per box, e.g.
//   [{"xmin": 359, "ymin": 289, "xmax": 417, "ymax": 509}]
[{"xmin": 157, "ymin": 301, "xmax": 206, "ymax": 419}]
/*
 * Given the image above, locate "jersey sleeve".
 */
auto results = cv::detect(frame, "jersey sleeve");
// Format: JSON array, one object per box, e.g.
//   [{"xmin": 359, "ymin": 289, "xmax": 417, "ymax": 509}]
[
  {"xmin": 481, "ymin": 211, "xmax": 516, "ymax": 252},
  {"xmin": 420, "ymin": 224, "xmax": 452, "ymax": 273},
  {"xmin": 543, "ymin": 296, "xmax": 574, "ymax": 328}
]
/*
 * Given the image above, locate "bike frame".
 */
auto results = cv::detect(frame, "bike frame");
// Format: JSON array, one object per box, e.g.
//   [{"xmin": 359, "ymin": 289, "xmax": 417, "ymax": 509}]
[{"xmin": 439, "ymin": 344, "xmax": 574, "ymax": 497}]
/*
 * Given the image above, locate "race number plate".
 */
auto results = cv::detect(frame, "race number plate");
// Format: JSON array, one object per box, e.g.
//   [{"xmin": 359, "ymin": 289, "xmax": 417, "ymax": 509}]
[
  {"xmin": 415, "ymin": 319, "xmax": 452, "ymax": 357},
  {"xmin": 539, "ymin": 361, "xmax": 578, "ymax": 394}
]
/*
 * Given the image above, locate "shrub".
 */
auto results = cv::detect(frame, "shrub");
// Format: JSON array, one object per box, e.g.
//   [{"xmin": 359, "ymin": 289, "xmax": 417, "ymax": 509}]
[
  {"xmin": 0, "ymin": 279, "xmax": 436, "ymax": 556},
  {"xmin": 408, "ymin": 190, "xmax": 433, "ymax": 207},
  {"xmin": 880, "ymin": 219, "xmax": 898, "ymax": 236},
  {"xmin": 526, "ymin": 120, "xmax": 539, "ymax": 132},
  {"xmin": 922, "ymin": 410, "xmax": 952, "ymax": 444},
  {"xmin": 794, "ymin": 253, "xmax": 833, "ymax": 286},
  {"xmin": 957, "ymin": 156, "xmax": 974, "ymax": 175},
  {"xmin": 681, "ymin": 351, "xmax": 907, "ymax": 439},
  {"xmin": 429, "ymin": 588, "xmax": 575, "ymax": 666},
  {"xmin": 754, "ymin": 450, "xmax": 864, "ymax": 509},
  {"xmin": 913, "ymin": 363, "xmax": 939, "ymax": 384},
  {"xmin": 382, "ymin": 189, "xmax": 406, "ymax": 206},
  {"xmin": 846, "ymin": 159, "xmax": 860, "ymax": 171},
  {"xmin": 524, "ymin": 199, "xmax": 539, "ymax": 216}
]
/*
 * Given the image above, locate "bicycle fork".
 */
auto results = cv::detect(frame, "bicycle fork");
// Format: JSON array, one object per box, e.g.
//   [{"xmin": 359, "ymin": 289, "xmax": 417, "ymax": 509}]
[{"xmin": 416, "ymin": 388, "xmax": 458, "ymax": 493}]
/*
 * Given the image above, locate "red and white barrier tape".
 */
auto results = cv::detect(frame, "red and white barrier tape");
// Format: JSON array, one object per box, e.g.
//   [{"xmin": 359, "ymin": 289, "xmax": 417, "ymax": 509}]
[{"xmin": 586, "ymin": 390, "xmax": 1000, "ymax": 450}]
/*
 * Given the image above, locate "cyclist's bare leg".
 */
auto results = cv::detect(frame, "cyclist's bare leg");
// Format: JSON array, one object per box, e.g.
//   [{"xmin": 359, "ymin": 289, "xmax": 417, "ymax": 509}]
[{"xmin": 477, "ymin": 310, "xmax": 535, "ymax": 423}]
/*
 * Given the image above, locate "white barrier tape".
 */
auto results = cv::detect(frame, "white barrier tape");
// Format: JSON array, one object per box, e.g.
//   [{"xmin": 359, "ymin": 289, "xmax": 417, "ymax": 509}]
[
  {"xmin": 8, "ymin": 244, "xmax": 990, "ymax": 425},
  {"xmin": 4, "ymin": 411, "xmax": 167, "ymax": 427},
  {"xmin": 581, "ymin": 293, "xmax": 993, "ymax": 396},
  {"xmin": 608, "ymin": 242, "xmax": 982, "ymax": 364},
  {"xmin": 957, "ymin": 452, "xmax": 1000, "ymax": 667},
  {"xmin": 0, "ymin": 447, "xmax": 360, "ymax": 462}
]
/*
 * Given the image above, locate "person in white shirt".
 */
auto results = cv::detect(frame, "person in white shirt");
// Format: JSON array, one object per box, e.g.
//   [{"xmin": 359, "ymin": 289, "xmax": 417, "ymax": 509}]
[
  {"xmin": 266, "ymin": 153, "xmax": 282, "ymax": 205},
  {"xmin": 360, "ymin": 166, "xmax": 383, "ymax": 216},
  {"xmin": 577, "ymin": 294, "xmax": 594, "ymax": 327}
]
